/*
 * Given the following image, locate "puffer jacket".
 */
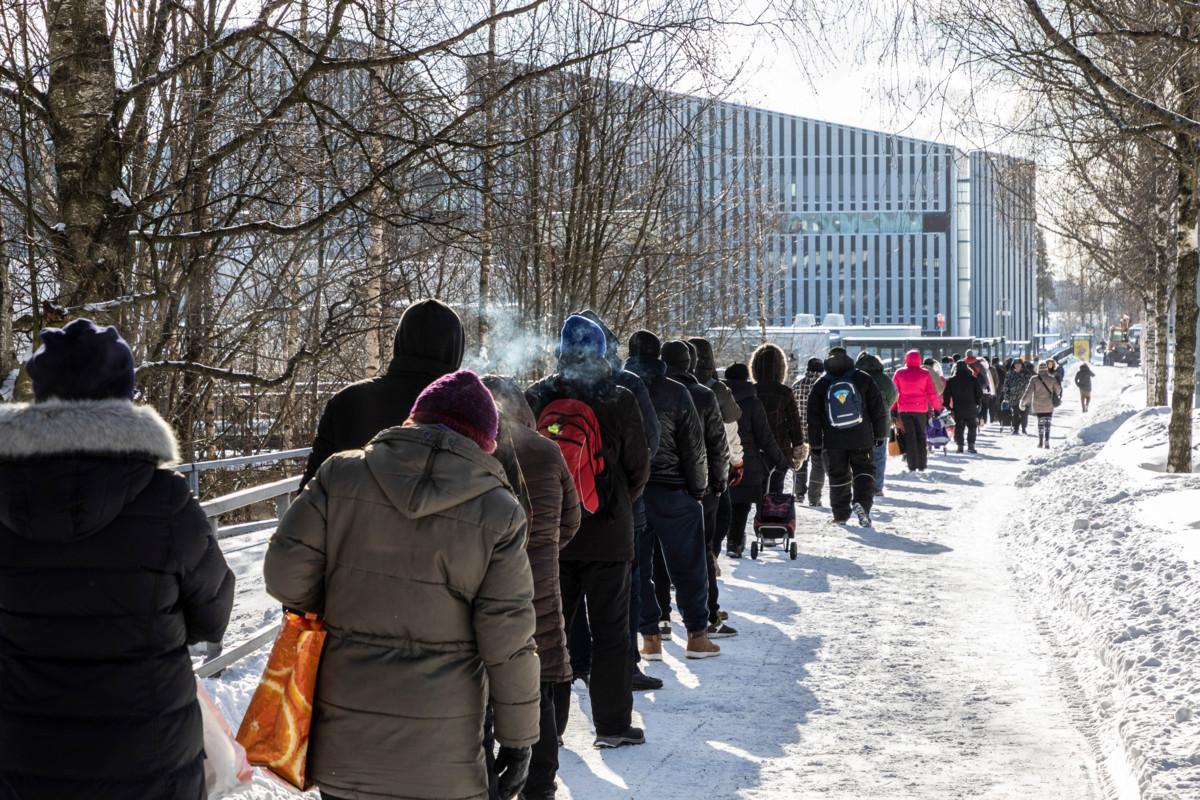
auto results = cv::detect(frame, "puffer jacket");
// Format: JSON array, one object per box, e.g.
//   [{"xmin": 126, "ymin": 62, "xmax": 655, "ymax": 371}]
[
  {"xmin": 1075, "ymin": 364, "xmax": 1094, "ymax": 391},
  {"xmin": 485, "ymin": 377, "xmax": 580, "ymax": 684},
  {"xmin": 727, "ymin": 377, "xmax": 788, "ymax": 504},
  {"xmin": 688, "ymin": 337, "xmax": 744, "ymax": 467},
  {"xmin": 807, "ymin": 351, "xmax": 888, "ymax": 451},
  {"xmin": 302, "ymin": 299, "xmax": 464, "ymax": 487},
  {"xmin": 943, "ymin": 361, "xmax": 984, "ymax": 419},
  {"xmin": 1021, "ymin": 366, "xmax": 1062, "ymax": 415},
  {"xmin": 1002, "ymin": 364, "xmax": 1034, "ymax": 408},
  {"xmin": 666, "ymin": 364, "xmax": 730, "ymax": 493},
  {"xmin": 265, "ymin": 425, "xmax": 539, "ymax": 800},
  {"xmin": 893, "ymin": 350, "xmax": 943, "ymax": 413},
  {"xmin": 526, "ymin": 354, "xmax": 651, "ymax": 563},
  {"xmin": 624, "ymin": 356, "xmax": 708, "ymax": 495},
  {"xmin": 855, "ymin": 353, "xmax": 898, "ymax": 434},
  {"xmin": 751, "ymin": 345, "xmax": 805, "ymax": 457},
  {"xmin": 0, "ymin": 400, "xmax": 234, "ymax": 800}
]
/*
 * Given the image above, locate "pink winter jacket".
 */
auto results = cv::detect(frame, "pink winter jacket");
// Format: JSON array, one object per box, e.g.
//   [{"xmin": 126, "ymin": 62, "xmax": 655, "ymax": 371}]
[{"xmin": 892, "ymin": 350, "xmax": 944, "ymax": 413}]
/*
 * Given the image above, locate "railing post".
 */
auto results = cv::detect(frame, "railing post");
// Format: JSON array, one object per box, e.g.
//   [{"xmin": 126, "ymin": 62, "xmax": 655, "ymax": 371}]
[
  {"xmin": 187, "ymin": 470, "xmax": 199, "ymax": 497},
  {"xmin": 274, "ymin": 492, "xmax": 292, "ymax": 521}
]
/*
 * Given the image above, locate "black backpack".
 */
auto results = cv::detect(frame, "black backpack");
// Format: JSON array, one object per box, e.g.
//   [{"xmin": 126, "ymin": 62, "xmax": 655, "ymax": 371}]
[{"xmin": 826, "ymin": 375, "xmax": 865, "ymax": 429}]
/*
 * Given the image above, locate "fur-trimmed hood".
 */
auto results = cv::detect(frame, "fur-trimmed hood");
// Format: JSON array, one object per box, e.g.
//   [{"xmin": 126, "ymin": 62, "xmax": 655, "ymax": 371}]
[
  {"xmin": 0, "ymin": 400, "xmax": 181, "ymax": 542},
  {"xmin": 0, "ymin": 399, "xmax": 179, "ymax": 464}
]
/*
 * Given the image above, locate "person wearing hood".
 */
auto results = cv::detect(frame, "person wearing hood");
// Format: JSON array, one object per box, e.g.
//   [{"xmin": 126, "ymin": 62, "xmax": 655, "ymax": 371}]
[
  {"xmin": 855, "ymin": 352, "xmax": 899, "ymax": 495},
  {"xmin": 624, "ymin": 333, "xmax": 720, "ymax": 661},
  {"xmin": 667, "ymin": 341, "xmax": 736, "ymax": 639},
  {"xmin": 0, "ymin": 319, "xmax": 234, "ymax": 800},
  {"xmin": 943, "ymin": 361, "xmax": 984, "ymax": 454},
  {"xmin": 1002, "ymin": 359, "xmax": 1033, "ymax": 435},
  {"xmin": 725, "ymin": 363, "xmax": 789, "ymax": 556},
  {"xmin": 792, "ymin": 357, "xmax": 826, "ymax": 505},
  {"xmin": 301, "ymin": 298, "xmax": 465, "ymax": 487},
  {"xmin": 482, "ymin": 376, "xmax": 581, "ymax": 800},
  {"xmin": 922, "ymin": 357, "xmax": 947, "ymax": 397},
  {"xmin": 267, "ymin": 370, "xmax": 539, "ymax": 800},
  {"xmin": 526, "ymin": 315, "xmax": 650, "ymax": 748},
  {"xmin": 571, "ymin": 310, "xmax": 663, "ymax": 694},
  {"xmin": 892, "ymin": 350, "xmax": 943, "ymax": 473},
  {"xmin": 750, "ymin": 343, "xmax": 806, "ymax": 493},
  {"xmin": 1075, "ymin": 362, "xmax": 1095, "ymax": 412},
  {"xmin": 807, "ymin": 348, "xmax": 888, "ymax": 526},
  {"xmin": 1020, "ymin": 362, "xmax": 1062, "ymax": 448}
]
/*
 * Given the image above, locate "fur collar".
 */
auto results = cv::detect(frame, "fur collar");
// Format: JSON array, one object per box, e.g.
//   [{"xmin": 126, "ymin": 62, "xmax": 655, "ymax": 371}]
[{"xmin": 0, "ymin": 399, "xmax": 180, "ymax": 464}]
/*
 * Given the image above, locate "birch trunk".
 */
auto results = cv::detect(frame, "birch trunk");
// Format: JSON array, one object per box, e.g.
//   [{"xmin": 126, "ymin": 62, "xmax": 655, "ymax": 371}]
[{"xmin": 1167, "ymin": 137, "xmax": 1199, "ymax": 473}]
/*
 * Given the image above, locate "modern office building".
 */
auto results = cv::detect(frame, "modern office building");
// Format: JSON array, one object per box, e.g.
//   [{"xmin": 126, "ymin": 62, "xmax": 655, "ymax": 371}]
[{"xmin": 685, "ymin": 100, "xmax": 1039, "ymax": 341}]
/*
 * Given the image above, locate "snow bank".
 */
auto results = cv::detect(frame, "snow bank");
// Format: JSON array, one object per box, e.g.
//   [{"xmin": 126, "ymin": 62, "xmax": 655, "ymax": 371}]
[{"xmin": 1003, "ymin": 368, "xmax": 1200, "ymax": 799}]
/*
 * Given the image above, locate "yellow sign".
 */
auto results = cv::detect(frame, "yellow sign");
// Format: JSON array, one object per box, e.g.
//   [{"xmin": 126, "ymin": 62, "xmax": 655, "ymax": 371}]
[{"xmin": 1073, "ymin": 337, "xmax": 1091, "ymax": 362}]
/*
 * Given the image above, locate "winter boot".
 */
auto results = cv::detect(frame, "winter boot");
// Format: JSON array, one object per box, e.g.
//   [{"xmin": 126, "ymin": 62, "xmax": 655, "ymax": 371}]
[
  {"xmin": 640, "ymin": 634, "xmax": 663, "ymax": 661},
  {"xmin": 631, "ymin": 666, "xmax": 663, "ymax": 691},
  {"xmin": 957, "ymin": 444, "xmax": 964, "ymax": 454},
  {"xmin": 686, "ymin": 629, "xmax": 721, "ymax": 659},
  {"xmin": 594, "ymin": 726, "xmax": 646, "ymax": 749},
  {"xmin": 706, "ymin": 622, "xmax": 738, "ymax": 638},
  {"xmin": 968, "ymin": 446, "xmax": 977, "ymax": 454},
  {"xmin": 657, "ymin": 619, "xmax": 672, "ymax": 636},
  {"xmin": 852, "ymin": 502, "xmax": 872, "ymax": 528}
]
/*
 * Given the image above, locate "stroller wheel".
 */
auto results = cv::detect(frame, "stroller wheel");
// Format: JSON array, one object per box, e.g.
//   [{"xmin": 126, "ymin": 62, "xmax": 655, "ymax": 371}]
[
  {"xmin": 750, "ymin": 541, "xmax": 759, "ymax": 560},
  {"xmin": 789, "ymin": 542, "xmax": 798, "ymax": 560}
]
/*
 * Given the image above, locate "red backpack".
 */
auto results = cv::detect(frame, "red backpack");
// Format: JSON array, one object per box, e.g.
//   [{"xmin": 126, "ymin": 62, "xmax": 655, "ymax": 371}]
[{"xmin": 537, "ymin": 398, "xmax": 607, "ymax": 515}]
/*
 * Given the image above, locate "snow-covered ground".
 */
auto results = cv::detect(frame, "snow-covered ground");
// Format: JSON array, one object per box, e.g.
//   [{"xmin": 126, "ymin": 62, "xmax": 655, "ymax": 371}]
[{"xmin": 207, "ymin": 362, "xmax": 1200, "ymax": 799}]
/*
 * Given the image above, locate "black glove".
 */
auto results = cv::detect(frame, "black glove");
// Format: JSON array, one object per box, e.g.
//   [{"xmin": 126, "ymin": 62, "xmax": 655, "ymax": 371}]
[
  {"xmin": 875, "ymin": 440, "xmax": 886, "ymax": 449},
  {"xmin": 495, "ymin": 745, "xmax": 531, "ymax": 800},
  {"xmin": 810, "ymin": 447, "xmax": 823, "ymax": 458},
  {"xmin": 689, "ymin": 488, "xmax": 707, "ymax": 501},
  {"xmin": 712, "ymin": 480, "xmax": 728, "ymax": 496}
]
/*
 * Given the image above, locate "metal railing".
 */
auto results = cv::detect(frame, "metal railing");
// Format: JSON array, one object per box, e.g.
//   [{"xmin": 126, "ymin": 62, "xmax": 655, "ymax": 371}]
[{"xmin": 188, "ymin": 448, "xmax": 310, "ymax": 674}]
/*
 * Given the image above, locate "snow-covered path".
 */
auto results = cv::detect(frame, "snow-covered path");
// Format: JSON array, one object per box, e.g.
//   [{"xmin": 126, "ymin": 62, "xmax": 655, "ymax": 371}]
[{"xmin": 556, "ymin": 414, "xmax": 1101, "ymax": 798}]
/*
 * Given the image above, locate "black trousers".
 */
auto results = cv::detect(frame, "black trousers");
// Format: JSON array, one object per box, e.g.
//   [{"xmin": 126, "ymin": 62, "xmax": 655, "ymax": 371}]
[
  {"xmin": 652, "ymin": 538, "xmax": 671, "ymax": 622},
  {"xmin": 767, "ymin": 466, "xmax": 787, "ymax": 494},
  {"xmin": 806, "ymin": 456, "xmax": 826, "ymax": 504},
  {"xmin": 1011, "ymin": 407, "xmax": 1028, "ymax": 433},
  {"xmin": 900, "ymin": 412, "xmax": 928, "ymax": 471},
  {"xmin": 825, "ymin": 448, "xmax": 875, "ymax": 519},
  {"xmin": 727, "ymin": 491, "xmax": 761, "ymax": 553},
  {"xmin": 559, "ymin": 560, "xmax": 632, "ymax": 736},
  {"xmin": 524, "ymin": 683, "xmax": 559, "ymax": 797},
  {"xmin": 953, "ymin": 414, "xmax": 978, "ymax": 448},
  {"xmin": 701, "ymin": 491, "xmax": 721, "ymax": 624},
  {"xmin": 713, "ymin": 489, "xmax": 732, "ymax": 557}
]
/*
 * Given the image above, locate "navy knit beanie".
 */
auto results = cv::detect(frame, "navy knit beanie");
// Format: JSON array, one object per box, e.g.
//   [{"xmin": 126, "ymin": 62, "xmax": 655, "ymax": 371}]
[
  {"xmin": 27, "ymin": 319, "xmax": 136, "ymax": 402},
  {"xmin": 560, "ymin": 315, "xmax": 607, "ymax": 358},
  {"xmin": 627, "ymin": 330, "xmax": 661, "ymax": 361},
  {"xmin": 661, "ymin": 341, "xmax": 691, "ymax": 371},
  {"xmin": 725, "ymin": 362, "xmax": 750, "ymax": 381},
  {"xmin": 408, "ymin": 369, "xmax": 499, "ymax": 453}
]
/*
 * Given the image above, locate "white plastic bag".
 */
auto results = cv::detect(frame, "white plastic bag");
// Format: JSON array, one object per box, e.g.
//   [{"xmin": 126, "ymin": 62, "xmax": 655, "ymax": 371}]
[{"xmin": 196, "ymin": 679, "xmax": 254, "ymax": 799}]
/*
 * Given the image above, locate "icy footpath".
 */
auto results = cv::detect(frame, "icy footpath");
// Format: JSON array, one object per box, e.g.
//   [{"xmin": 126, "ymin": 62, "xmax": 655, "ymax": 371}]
[{"xmin": 1004, "ymin": 366, "xmax": 1200, "ymax": 800}]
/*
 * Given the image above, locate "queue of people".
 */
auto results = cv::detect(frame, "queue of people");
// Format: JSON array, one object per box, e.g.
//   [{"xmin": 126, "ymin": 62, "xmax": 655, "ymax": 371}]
[{"xmin": 0, "ymin": 307, "xmax": 1092, "ymax": 800}]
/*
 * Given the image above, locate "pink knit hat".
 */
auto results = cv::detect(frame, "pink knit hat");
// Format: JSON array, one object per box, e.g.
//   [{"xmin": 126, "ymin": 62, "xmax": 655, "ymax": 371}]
[{"xmin": 407, "ymin": 369, "xmax": 499, "ymax": 453}]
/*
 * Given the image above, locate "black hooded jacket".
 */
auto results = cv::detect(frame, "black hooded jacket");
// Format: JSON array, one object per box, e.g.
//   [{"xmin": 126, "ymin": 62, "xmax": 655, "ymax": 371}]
[
  {"xmin": 665, "ymin": 362, "xmax": 730, "ymax": 493},
  {"xmin": 624, "ymin": 356, "xmax": 708, "ymax": 496},
  {"xmin": 302, "ymin": 299, "xmax": 464, "ymax": 487},
  {"xmin": 688, "ymin": 337, "xmax": 741, "ymax": 425},
  {"xmin": 943, "ymin": 362, "xmax": 984, "ymax": 420},
  {"xmin": 726, "ymin": 377, "xmax": 788, "ymax": 504},
  {"xmin": 807, "ymin": 352, "xmax": 888, "ymax": 451},
  {"xmin": 0, "ymin": 400, "xmax": 234, "ymax": 800},
  {"xmin": 526, "ymin": 353, "xmax": 651, "ymax": 562},
  {"xmin": 750, "ymin": 345, "xmax": 805, "ymax": 454}
]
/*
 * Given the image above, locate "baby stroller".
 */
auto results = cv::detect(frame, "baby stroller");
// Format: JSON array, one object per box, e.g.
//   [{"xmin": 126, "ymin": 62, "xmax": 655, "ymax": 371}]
[
  {"xmin": 752, "ymin": 493, "xmax": 798, "ymax": 561},
  {"xmin": 927, "ymin": 413, "xmax": 953, "ymax": 454}
]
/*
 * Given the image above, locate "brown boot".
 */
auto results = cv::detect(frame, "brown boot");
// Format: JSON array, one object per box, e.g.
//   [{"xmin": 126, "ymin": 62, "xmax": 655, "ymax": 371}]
[
  {"xmin": 641, "ymin": 633, "xmax": 663, "ymax": 661},
  {"xmin": 686, "ymin": 629, "xmax": 721, "ymax": 659}
]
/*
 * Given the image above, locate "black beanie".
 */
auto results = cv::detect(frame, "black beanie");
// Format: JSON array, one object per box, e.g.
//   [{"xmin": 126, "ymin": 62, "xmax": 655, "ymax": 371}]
[
  {"xmin": 27, "ymin": 319, "xmax": 136, "ymax": 402},
  {"xmin": 725, "ymin": 362, "xmax": 750, "ymax": 381},
  {"xmin": 807, "ymin": 357, "xmax": 824, "ymax": 372},
  {"xmin": 661, "ymin": 341, "xmax": 691, "ymax": 372},
  {"xmin": 628, "ymin": 330, "xmax": 661, "ymax": 360}
]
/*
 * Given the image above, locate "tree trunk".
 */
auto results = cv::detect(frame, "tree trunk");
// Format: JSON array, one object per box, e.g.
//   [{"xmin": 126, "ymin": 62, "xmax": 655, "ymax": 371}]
[
  {"xmin": 0, "ymin": 226, "xmax": 13, "ymax": 386},
  {"xmin": 1167, "ymin": 140, "xmax": 1199, "ymax": 472},
  {"xmin": 46, "ymin": 0, "xmax": 133, "ymax": 305}
]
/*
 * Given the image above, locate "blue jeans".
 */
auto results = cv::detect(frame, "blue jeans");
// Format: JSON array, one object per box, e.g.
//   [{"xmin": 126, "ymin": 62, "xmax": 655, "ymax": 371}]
[
  {"xmin": 639, "ymin": 486, "xmax": 709, "ymax": 634},
  {"xmin": 874, "ymin": 439, "xmax": 889, "ymax": 491}
]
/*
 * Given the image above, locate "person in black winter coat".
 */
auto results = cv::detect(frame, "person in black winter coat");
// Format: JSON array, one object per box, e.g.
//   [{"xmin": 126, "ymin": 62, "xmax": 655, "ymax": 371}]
[
  {"xmin": 301, "ymin": 299, "xmax": 464, "ymax": 487},
  {"xmin": 806, "ymin": 348, "xmax": 887, "ymax": 525},
  {"xmin": 624, "ymin": 333, "xmax": 719, "ymax": 660},
  {"xmin": 725, "ymin": 363, "xmax": 788, "ymax": 557},
  {"xmin": 943, "ymin": 360, "xmax": 984, "ymax": 453},
  {"xmin": 0, "ymin": 319, "xmax": 234, "ymax": 800},
  {"xmin": 526, "ymin": 315, "xmax": 651, "ymax": 748},
  {"xmin": 750, "ymin": 343, "xmax": 805, "ymax": 493}
]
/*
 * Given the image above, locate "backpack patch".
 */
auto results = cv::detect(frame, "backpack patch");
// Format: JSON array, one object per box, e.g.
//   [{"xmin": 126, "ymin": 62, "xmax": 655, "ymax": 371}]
[
  {"xmin": 826, "ymin": 378, "xmax": 865, "ymax": 429},
  {"xmin": 537, "ymin": 398, "xmax": 607, "ymax": 515}
]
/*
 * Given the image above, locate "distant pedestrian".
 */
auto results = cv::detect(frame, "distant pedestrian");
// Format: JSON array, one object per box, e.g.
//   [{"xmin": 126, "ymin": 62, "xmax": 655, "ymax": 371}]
[
  {"xmin": 943, "ymin": 361, "xmax": 984, "ymax": 454},
  {"xmin": 1075, "ymin": 363, "xmax": 1095, "ymax": 412},
  {"xmin": 1002, "ymin": 360, "xmax": 1033, "ymax": 435},
  {"xmin": 1021, "ymin": 363, "xmax": 1062, "ymax": 449},
  {"xmin": 855, "ymin": 352, "xmax": 898, "ymax": 495},
  {"xmin": 806, "ymin": 348, "xmax": 888, "ymax": 526},
  {"xmin": 892, "ymin": 350, "xmax": 943, "ymax": 472},
  {"xmin": 922, "ymin": 357, "xmax": 947, "ymax": 396},
  {"xmin": 792, "ymin": 357, "xmax": 825, "ymax": 504}
]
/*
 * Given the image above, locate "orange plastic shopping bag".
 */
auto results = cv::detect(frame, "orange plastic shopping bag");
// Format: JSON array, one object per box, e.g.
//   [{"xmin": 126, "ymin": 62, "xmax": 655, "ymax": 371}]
[{"xmin": 236, "ymin": 612, "xmax": 326, "ymax": 789}]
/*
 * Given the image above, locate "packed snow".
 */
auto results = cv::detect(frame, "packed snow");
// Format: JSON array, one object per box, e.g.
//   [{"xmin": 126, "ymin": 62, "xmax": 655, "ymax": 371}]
[{"xmin": 205, "ymin": 362, "xmax": 1200, "ymax": 799}]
